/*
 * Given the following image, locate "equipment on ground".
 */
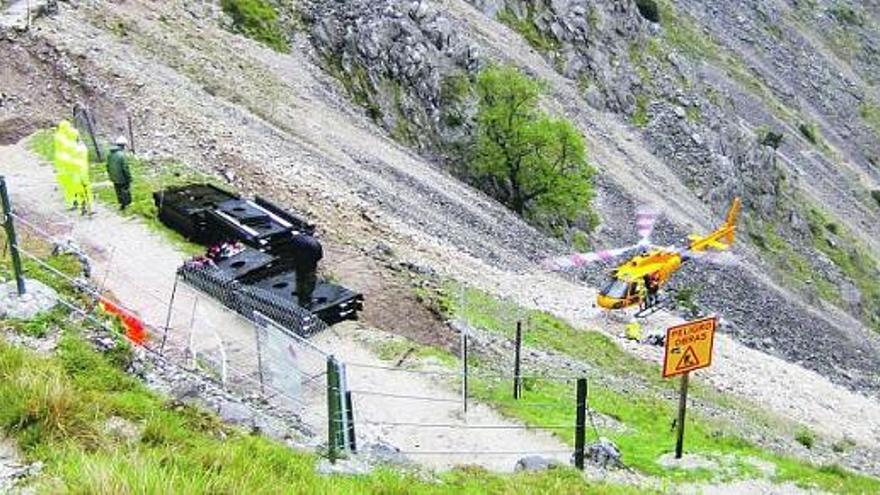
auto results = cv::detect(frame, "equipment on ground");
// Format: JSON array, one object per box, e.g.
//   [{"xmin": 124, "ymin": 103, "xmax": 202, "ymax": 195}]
[
  {"xmin": 545, "ymin": 198, "xmax": 741, "ymax": 312},
  {"xmin": 154, "ymin": 184, "xmax": 363, "ymax": 330}
]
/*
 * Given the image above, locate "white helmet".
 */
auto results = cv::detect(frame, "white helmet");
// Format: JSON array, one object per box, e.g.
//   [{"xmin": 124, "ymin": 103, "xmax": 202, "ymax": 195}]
[{"xmin": 115, "ymin": 135, "xmax": 128, "ymax": 146}]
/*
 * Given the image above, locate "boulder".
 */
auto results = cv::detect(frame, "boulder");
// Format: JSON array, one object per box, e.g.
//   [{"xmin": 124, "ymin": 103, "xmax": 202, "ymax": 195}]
[
  {"xmin": 586, "ymin": 437, "xmax": 621, "ymax": 468},
  {"xmin": 0, "ymin": 279, "xmax": 57, "ymax": 320}
]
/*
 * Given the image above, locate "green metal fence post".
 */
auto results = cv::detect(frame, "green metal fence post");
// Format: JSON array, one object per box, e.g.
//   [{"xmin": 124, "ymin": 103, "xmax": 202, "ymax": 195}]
[{"xmin": 0, "ymin": 177, "xmax": 26, "ymax": 295}]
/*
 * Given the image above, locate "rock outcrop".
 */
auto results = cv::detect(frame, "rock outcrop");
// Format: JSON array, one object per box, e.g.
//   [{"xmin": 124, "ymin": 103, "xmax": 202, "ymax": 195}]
[{"xmin": 305, "ymin": 0, "xmax": 482, "ymax": 159}]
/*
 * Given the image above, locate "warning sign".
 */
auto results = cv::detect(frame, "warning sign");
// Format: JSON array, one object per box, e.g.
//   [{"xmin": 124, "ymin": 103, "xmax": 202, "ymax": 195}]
[{"xmin": 662, "ymin": 316, "xmax": 716, "ymax": 378}]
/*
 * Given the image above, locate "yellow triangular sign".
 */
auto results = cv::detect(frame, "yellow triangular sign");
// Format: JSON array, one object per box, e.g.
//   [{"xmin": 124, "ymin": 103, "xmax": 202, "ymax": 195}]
[{"xmin": 675, "ymin": 346, "xmax": 700, "ymax": 371}]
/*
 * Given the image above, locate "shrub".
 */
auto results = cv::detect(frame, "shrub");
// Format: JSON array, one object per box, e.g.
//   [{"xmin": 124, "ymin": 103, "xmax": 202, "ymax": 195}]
[
  {"xmin": 795, "ymin": 428, "xmax": 816, "ymax": 449},
  {"xmin": 756, "ymin": 125, "xmax": 784, "ymax": 149},
  {"xmin": 571, "ymin": 229, "xmax": 590, "ymax": 252},
  {"xmin": 675, "ymin": 285, "xmax": 700, "ymax": 314},
  {"xmin": 832, "ymin": 438, "xmax": 855, "ymax": 453},
  {"xmin": 871, "ymin": 190, "xmax": 880, "ymax": 207},
  {"xmin": 798, "ymin": 122, "xmax": 819, "ymax": 144},
  {"xmin": 220, "ymin": 0, "xmax": 288, "ymax": 52}
]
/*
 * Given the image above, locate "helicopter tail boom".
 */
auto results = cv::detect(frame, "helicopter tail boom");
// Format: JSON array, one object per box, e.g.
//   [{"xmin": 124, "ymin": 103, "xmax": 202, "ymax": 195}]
[
  {"xmin": 688, "ymin": 197, "xmax": 741, "ymax": 252},
  {"xmin": 724, "ymin": 197, "xmax": 741, "ymax": 244}
]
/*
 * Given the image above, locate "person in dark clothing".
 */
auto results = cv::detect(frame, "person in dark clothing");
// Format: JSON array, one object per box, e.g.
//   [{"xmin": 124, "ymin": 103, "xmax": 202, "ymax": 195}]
[
  {"xmin": 106, "ymin": 136, "xmax": 132, "ymax": 210},
  {"xmin": 644, "ymin": 273, "xmax": 660, "ymax": 307},
  {"xmin": 291, "ymin": 233, "xmax": 323, "ymax": 308}
]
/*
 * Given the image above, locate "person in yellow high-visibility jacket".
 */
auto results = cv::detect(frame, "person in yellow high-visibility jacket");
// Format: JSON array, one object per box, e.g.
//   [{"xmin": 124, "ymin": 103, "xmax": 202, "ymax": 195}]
[
  {"xmin": 53, "ymin": 121, "xmax": 78, "ymax": 208},
  {"xmin": 72, "ymin": 140, "xmax": 93, "ymax": 215},
  {"xmin": 52, "ymin": 121, "xmax": 70, "ymax": 175},
  {"xmin": 624, "ymin": 319, "xmax": 643, "ymax": 341}
]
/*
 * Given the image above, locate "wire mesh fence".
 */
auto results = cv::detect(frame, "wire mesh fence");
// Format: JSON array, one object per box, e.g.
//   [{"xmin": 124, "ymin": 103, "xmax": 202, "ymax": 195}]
[
  {"xmin": 3, "ymin": 205, "xmax": 608, "ymax": 471},
  {"xmin": 5, "ymin": 208, "xmax": 314, "ymax": 417}
]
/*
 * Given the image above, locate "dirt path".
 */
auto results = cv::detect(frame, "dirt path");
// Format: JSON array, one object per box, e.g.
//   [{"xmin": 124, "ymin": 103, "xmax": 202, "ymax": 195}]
[
  {"xmin": 299, "ymin": 323, "xmax": 572, "ymax": 472},
  {"xmin": 0, "ymin": 140, "xmax": 575, "ymax": 472}
]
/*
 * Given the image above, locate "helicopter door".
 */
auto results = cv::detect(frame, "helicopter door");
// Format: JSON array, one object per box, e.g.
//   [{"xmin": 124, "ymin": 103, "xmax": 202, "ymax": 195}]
[{"xmin": 623, "ymin": 282, "xmax": 640, "ymax": 306}]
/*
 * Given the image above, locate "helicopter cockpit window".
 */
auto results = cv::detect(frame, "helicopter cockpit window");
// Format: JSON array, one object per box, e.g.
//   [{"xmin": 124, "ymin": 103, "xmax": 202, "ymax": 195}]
[
  {"xmin": 601, "ymin": 279, "xmax": 629, "ymax": 299},
  {"xmin": 626, "ymin": 282, "xmax": 639, "ymax": 297}
]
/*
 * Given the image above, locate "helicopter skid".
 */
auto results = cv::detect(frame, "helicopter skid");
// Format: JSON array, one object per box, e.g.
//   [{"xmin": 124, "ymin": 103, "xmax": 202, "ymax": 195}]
[{"xmin": 635, "ymin": 294, "xmax": 671, "ymax": 319}]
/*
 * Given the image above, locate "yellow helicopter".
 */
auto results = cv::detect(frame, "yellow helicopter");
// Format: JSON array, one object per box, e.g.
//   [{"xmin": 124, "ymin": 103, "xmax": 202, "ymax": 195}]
[{"xmin": 547, "ymin": 198, "xmax": 741, "ymax": 311}]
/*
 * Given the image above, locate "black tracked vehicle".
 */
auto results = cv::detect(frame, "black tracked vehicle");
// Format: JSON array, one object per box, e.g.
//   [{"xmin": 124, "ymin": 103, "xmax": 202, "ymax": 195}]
[{"xmin": 154, "ymin": 184, "xmax": 363, "ymax": 331}]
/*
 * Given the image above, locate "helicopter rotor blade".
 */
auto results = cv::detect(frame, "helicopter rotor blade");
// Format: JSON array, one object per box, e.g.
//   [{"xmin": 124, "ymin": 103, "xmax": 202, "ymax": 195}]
[
  {"xmin": 543, "ymin": 205, "xmax": 659, "ymax": 272},
  {"xmin": 636, "ymin": 205, "xmax": 659, "ymax": 246},
  {"xmin": 543, "ymin": 244, "xmax": 640, "ymax": 271},
  {"xmin": 682, "ymin": 249, "xmax": 739, "ymax": 266}
]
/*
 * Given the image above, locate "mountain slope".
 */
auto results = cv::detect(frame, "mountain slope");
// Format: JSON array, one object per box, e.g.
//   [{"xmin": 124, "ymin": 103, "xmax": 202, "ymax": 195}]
[{"xmin": 1, "ymin": 0, "xmax": 880, "ymax": 488}]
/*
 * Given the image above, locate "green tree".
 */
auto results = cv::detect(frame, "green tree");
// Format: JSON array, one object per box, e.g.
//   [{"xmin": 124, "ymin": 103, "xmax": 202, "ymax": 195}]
[{"xmin": 474, "ymin": 65, "xmax": 595, "ymax": 229}]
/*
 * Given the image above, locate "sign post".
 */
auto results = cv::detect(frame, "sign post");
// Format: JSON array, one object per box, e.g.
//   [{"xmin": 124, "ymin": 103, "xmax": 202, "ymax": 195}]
[
  {"xmin": 675, "ymin": 372, "xmax": 689, "ymax": 459},
  {"xmin": 662, "ymin": 316, "xmax": 716, "ymax": 459}
]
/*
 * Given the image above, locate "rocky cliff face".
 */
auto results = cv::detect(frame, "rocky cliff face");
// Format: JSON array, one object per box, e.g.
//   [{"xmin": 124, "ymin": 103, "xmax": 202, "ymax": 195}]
[{"xmin": 304, "ymin": 0, "xmax": 481, "ymax": 163}]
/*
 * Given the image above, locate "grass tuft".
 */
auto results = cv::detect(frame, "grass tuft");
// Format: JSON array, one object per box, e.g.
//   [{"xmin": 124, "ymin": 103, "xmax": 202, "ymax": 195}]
[
  {"xmin": 632, "ymin": 95, "xmax": 650, "ymax": 127},
  {"xmin": 497, "ymin": 7, "xmax": 560, "ymax": 54},
  {"xmin": 860, "ymin": 102, "xmax": 880, "ymax": 138},
  {"xmin": 220, "ymin": 0, "xmax": 289, "ymax": 53},
  {"xmin": 795, "ymin": 428, "xmax": 816, "ymax": 449}
]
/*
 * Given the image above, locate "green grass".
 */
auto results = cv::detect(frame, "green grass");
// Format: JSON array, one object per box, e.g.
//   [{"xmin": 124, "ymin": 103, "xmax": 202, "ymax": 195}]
[
  {"xmin": 373, "ymin": 337, "xmax": 457, "ymax": 368},
  {"xmin": 220, "ymin": 0, "xmax": 289, "ymax": 53},
  {"xmin": 323, "ymin": 55, "xmax": 382, "ymax": 121},
  {"xmin": 440, "ymin": 73, "xmax": 472, "ymax": 128},
  {"xmin": 650, "ymin": 0, "xmax": 803, "ymax": 127},
  {"xmin": 28, "ymin": 130, "xmax": 208, "ymax": 256},
  {"xmin": 747, "ymin": 205, "xmax": 880, "ymax": 333},
  {"xmin": 28, "ymin": 128, "xmax": 54, "ymax": 159},
  {"xmin": 804, "ymin": 206, "xmax": 880, "ymax": 332},
  {"xmin": 447, "ymin": 285, "xmax": 655, "ymax": 380},
  {"xmin": 436, "ymin": 282, "xmax": 823, "ymax": 432},
  {"xmin": 389, "ymin": 81, "xmax": 418, "ymax": 146},
  {"xmin": 90, "ymin": 158, "xmax": 217, "ymax": 255},
  {"xmin": 828, "ymin": 4, "xmax": 864, "ymax": 26},
  {"xmin": 0, "ymin": 331, "xmax": 641, "ymax": 494},
  {"xmin": 860, "ymin": 102, "xmax": 880, "ymax": 138},
  {"xmin": 373, "ymin": 288, "xmax": 880, "ymax": 492},
  {"xmin": 627, "ymin": 42, "xmax": 657, "ymax": 87},
  {"xmin": 3, "ymin": 308, "xmax": 70, "ymax": 338},
  {"xmin": 632, "ymin": 95, "xmax": 650, "ymax": 128},
  {"xmin": 657, "ymin": 0, "xmax": 718, "ymax": 61}
]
